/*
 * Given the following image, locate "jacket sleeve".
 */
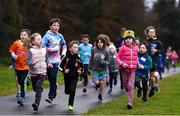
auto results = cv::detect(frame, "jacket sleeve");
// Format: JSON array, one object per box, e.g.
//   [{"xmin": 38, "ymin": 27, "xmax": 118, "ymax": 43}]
[
  {"xmin": 101, "ymin": 50, "xmax": 109, "ymax": 65},
  {"xmin": 26, "ymin": 50, "xmax": 33, "ymax": 66},
  {"xmin": 143, "ymin": 55, "xmax": 152, "ymax": 70},
  {"xmin": 78, "ymin": 57, "xmax": 84, "ymax": 72},
  {"xmin": 59, "ymin": 56, "xmax": 67, "ymax": 72},
  {"xmin": 157, "ymin": 40, "xmax": 165, "ymax": 55},
  {"xmin": 41, "ymin": 35, "xmax": 49, "ymax": 48},
  {"xmin": 116, "ymin": 46, "xmax": 124, "ymax": 66},
  {"xmin": 89, "ymin": 48, "xmax": 94, "ymax": 70}
]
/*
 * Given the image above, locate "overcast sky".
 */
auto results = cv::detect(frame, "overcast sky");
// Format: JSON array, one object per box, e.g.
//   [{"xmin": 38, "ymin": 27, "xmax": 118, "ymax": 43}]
[{"xmin": 144, "ymin": 0, "xmax": 157, "ymax": 11}]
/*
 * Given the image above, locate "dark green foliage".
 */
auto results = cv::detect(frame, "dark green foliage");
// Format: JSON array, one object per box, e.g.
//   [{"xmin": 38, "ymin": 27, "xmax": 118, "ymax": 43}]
[{"xmin": 153, "ymin": 0, "xmax": 180, "ymax": 51}]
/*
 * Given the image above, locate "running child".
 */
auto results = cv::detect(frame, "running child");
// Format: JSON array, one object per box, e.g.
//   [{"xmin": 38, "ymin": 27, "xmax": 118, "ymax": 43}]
[
  {"xmin": 79, "ymin": 34, "xmax": 92, "ymax": 93},
  {"xmin": 144, "ymin": 26, "xmax": 165, "ymax": 97},
  {"xmin": 116, "ymin": 30, "xmax": 138, "ymax": 109},
  {"xmin": 27, "ymin": 33, "xmax": 48, "ymax": 111},
  {"xmin": 42, "ymin": 18, "xmax": 67, "ymax": 103},
  {"xmin": 90, "ymin": 35, "xmax": 109, "ymax": 102},
  {"xmin": 9, "ymin": 29, "xmax": 31, "ymax": 105},
  {"xmin": 107, "ymin": 44, "xmax": 119, "ymax": 94},
  {"xmin": 135, "ymin": 42, "xmax": 152, "ymax": 102},
  {"xmin": 59, "ymin": 40, "xmax": 83, "ymax": 111}
]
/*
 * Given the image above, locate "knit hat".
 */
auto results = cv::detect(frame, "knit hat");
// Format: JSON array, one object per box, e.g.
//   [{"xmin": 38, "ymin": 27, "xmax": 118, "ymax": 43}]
[
  {"xmin": 123, "ymin": 30, "xmax": 135, "ymax": 39},
  {"xmin": 108, "ymin": 44, "xmax": 116, "ymax": 50}
]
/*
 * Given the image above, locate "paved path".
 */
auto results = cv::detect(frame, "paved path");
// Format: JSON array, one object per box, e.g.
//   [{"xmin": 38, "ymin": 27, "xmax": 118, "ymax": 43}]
[{"xmin": 0, "ymin": 68, "xmax": 180, "ymax": 115}]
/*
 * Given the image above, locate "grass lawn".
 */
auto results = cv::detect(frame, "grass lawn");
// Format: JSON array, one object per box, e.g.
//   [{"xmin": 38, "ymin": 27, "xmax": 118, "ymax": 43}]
[
  {"xmin": 85, "ymin": 73, "xmax": 180, "ymax": 115},
  {"xmin": 0, "ymin": 64, "xmax": 64, "ymax": 96}
]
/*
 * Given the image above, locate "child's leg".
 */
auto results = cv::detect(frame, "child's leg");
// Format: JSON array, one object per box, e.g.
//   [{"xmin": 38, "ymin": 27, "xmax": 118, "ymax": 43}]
[
  {"xmin": 109, "ymin": 72, "xmax": 113, "ymax": 89},
  {"xmin": 149, "ymin": 71, "xmax": 158, "ymax": 97},
  {"xmin": 47, "ymin": 64, "xmax": 59, "ymax": 100},
  {"xmin": 16, "ymin": 70, "xmax": 28, "ymax": 105},
  {"xmin": 17, "ymin": 70, "xmax": 28, "ymax": 99},
  {"xmin": 149, "ymin": 72, "xmax": 156, "ymax": 87},
  {"xmin": 121, "ymin": 71, "xmax": 128, "ymax": 91},
  {"xmin": 92, "ymin": 75, "xmax": 100, "ymax": 89},
  {"xmin": 83, "ymin": 64, "xmax": 88, "ymax": 87},
  {"xmin": 14, "ymin": 70, "xmax": 20, "ymax": 97},
  {"xmin": 127, "ymin": 71, "xmax": 135, "ymax": 105},
  {"xmin": 119, "ymin": 70, "xmax": 123, "ymax": 89},
  {"xmin": 35, "ymin": 76, "xmax": 44, "ymax": 106},
  {"xmin": 135, "ymin": 75, "xmax": 141, "ymax": 97},
  {"xmin": 16, "ymin": 76, "xmax": 21, "ymax": 94},
  {"xmin": 142, "ymin": 76, "xmax": 148, "ymax": 101},
  {"xmin": 82, "ymin": 64, "xmax": 88, "ymax": 93},
  {"xmin": 31, "ymin": 75, "xmax": 44, "ymax": 111},
  {"xmin": 64, "ymin": 76, "xmax": 71, "ymax": 95},
  {"xmin": 98, "ymin": 80, "xmax": 104, "ymax": 101},
  {"xmin": 114, "ymin": 72, "xmax": 118, "ymax": 85},
  {"xmin": 99, "ymin": 80, "xmax": 104, "ymax": 95},
  {"xmin": 68, "ymin": 77, "xmax": 78, "ymax": 107}
]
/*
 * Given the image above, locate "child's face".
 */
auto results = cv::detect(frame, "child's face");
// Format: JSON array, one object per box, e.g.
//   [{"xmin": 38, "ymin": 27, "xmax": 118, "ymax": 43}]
[
  {"xmin": 139, "ymin": 44, "xmax": 147, "ymax": 53},
  {"xmin": 147, "ymin": 29, "xmax": 156, "ymax": 38},
  {"xmin": 135, "ymin": 39, "xmax": 140, "ymax": 45},
  {"xmin": 20, "ymin": 31, "xmax": 29, "ymax": 42},
  {"xmin": 50, "ymin": 22, "xmax": 60, "ymax": 33},
  {"xmin": 32, "ymin": 35, "xmax": 42, "ymax": 47},
  {"xmin": 97, "ymin": 40, "xmax": 104, "ymax": 48},
  {"xmin": 82, "ymin": 37, "xmax": 89, "ymax": 44},
  {"xmin": 125, "ymin": 38, "xmax": 133, "ymax": 46},
  {"xmin": 70, "ymin": 43, "xmax": 79, "ymax": 54},
  {"xmin": 109, "ymin": 47, "xmax": 115, "ymax": 53}
]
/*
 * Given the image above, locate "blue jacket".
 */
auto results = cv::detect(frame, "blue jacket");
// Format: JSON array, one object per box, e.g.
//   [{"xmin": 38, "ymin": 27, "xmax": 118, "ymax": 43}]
[
  {"xmin": 79, "ymin": 43, "xmax": 92, "ymax": 64},
  {"xmin": 136, "ymin": 53, "xmax": 152, "ymax": 76}
]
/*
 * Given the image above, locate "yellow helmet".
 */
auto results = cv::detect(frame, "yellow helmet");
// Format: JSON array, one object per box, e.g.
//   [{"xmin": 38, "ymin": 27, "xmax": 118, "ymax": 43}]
[{"xmin": 123, "ymin": 30, "xmax": 135, "ymax": 39}]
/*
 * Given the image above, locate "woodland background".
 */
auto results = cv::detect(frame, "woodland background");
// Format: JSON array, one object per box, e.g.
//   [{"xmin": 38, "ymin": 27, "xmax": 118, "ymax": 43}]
[{"xmin": 0, "ymin": 0, "xmax": 180, "ymax": 63}]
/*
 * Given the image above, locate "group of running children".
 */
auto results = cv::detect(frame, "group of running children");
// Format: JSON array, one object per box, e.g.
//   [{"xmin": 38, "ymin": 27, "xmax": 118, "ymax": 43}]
[{"xmin": 9, "ymin": 18, "xmax": 179, "ymax": 112}]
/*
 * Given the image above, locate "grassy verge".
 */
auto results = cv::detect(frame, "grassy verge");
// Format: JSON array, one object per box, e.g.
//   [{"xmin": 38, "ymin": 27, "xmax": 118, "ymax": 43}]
[
  {"xmin": 0, "ymin": 64, "xmax": 64, "ymax": 96},
  {"xmin": 85, "ymin": 73, "xmax": 180, "ymax": 115}
]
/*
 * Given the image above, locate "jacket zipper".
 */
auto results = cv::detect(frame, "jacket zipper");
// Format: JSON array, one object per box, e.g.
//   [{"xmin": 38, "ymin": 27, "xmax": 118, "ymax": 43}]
[{"xmin": 130, "ymin": 49, "xmax": 132, "ymax": 68}]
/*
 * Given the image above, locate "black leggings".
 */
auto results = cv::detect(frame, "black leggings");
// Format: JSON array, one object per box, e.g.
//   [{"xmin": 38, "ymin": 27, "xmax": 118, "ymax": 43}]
[
  {"xmin": 81, "ymin": 64, "xmax": 89, "ymax": 86},
  {"xmin": 31, "ymin": 75, "xmax": 45, "ymax": 105},
  {"xmin": 64, "ymin": 75, "xmax": 78, "ymax": 106},
  {"xmin": 135, "ymin": 75, "xmax": 148, "ymax": 98},
  {"xmin": 109, "ymin": 72, "xmax": 118, "ymax": 89},
  {"xmin": 16, "ymin": 70, "xmax": 29, "ymax": 98}
]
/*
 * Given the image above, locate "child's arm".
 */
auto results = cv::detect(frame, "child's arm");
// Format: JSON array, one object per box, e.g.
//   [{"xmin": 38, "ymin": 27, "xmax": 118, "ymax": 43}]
[
  {"xmin": 26, "ymin": 50, "xmax": 38, "ymax": 66},
  {"xmin": 101, "ymin": 50, "xmax": 109, "ymax": 65},
  {"xmin": 116, "ymin": 46, "xmax": 124, "ymax": 66},
  {"xmin": 47, "ymin": 46, "xmax": 60, "ymax": 52},
  {"xmin": 89, "ymin": 49, "xmax": 94, "ymax": 70},
  {"xmin": 59, "ymin": 35, "xmax": 67, "ymax": 57},
  {"xmin": 78, "ymin": 58, "xmax": 84, "ymax": 75},
  {"xmin": 11, "ymin": 52, "xmax": 18, "ymax": 60},
  {"xmin": 59, "ymin": 56, "xmax": 67, "ymax": 72},
  {"xmin": 61, "ymin": 44, "xmax": 67, "ymax": 57}
]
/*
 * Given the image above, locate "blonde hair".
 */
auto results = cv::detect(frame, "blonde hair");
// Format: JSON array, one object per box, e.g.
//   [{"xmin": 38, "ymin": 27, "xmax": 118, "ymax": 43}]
[
  {"xmin": 68, "ymin": 40, "xmax": 79, "ymax": 48},
  {"xmin": 108, "ymin": 44, "xmax": 116, "ymax": 51},
  {"xmin": 24, "ymin": 33, "xmax": 41, "ymax": 49}
]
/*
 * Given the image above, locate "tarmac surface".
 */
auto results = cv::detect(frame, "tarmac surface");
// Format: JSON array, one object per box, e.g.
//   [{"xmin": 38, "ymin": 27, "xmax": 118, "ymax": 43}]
[{"xmin": 0, "ymin": 68, "xmax": 179, "ymax": 115}]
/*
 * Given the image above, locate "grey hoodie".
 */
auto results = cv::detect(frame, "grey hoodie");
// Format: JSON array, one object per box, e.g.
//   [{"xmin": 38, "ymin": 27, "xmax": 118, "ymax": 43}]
[{"xmin": 90, "ymin": 48, "xmax": 109, "ymax": 72}]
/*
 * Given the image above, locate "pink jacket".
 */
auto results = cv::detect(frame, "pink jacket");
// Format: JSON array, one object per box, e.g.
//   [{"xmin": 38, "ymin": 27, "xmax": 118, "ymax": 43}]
[
  {"xmin": 116, "ymin": 44, "xmax": 138, "ymax": 71},
  {"xmin": 171, "ymin": 51, "xmax": 179, "ymax": 62}
]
